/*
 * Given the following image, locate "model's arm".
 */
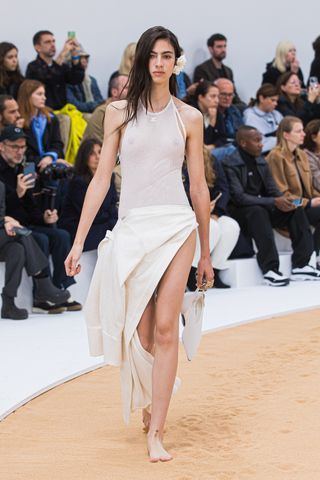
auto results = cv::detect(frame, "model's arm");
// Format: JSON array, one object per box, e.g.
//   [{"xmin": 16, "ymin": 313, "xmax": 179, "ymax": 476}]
[
  {"xmin": 183, "ymin": 106, "xmax": 214, "ymax": 288},
  {"xmin": 64, "ymin": 102, "xmax": 125, "ymax": 276}
]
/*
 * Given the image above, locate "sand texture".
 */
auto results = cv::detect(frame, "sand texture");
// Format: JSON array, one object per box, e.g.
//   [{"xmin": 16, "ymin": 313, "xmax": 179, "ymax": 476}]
[{"xmin": 1, "ymin": 309, "xmax": 320, "ymax": 480}]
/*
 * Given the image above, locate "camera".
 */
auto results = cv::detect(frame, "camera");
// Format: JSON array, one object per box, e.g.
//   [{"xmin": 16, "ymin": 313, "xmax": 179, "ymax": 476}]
[{"xmin": 39, "ymin": 163, "xmax": 74, "ymax": 182}]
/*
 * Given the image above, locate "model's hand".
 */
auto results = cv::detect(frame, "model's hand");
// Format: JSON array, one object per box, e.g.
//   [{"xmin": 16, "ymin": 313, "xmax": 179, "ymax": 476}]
[
  {"xmin": 196, "ymin": 256, "xmax": 214, "ymax": 290},
  {"xmin": 43, "ymin": 209, "xmax": 58, "ymax": 224},
  {"xmin": 274, "ymin": 196, "xmax": 295, "ymax": 212},
  {"xmin": 65, "ymin": 244, "xmax": 83, "ymax": 276}
]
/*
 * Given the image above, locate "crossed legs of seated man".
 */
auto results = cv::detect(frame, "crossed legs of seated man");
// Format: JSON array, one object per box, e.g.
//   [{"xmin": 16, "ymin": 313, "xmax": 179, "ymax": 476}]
[
  {"xmin": 0, "ymin": 229, "xmax": 71, "ymax": 319},
  {"xmin": 231, "ymin": 205, "xmax": 320, "ymax": 286},
  {"xmin": 31, "ymin": 225, "xmax": 81, "ymax": 311}
]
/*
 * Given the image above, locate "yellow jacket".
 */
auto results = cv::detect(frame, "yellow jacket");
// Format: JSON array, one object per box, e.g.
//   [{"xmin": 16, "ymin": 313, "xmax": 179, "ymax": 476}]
[{"xmin": 54, "ymin": 104, "xmax": 87, "ymax": 164}]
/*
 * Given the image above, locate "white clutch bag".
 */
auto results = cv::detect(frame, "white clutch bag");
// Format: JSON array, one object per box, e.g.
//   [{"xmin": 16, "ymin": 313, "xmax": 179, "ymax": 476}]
[{"xmin": 181, "ymin": 290, "xmax": 205, "ymax": 361}]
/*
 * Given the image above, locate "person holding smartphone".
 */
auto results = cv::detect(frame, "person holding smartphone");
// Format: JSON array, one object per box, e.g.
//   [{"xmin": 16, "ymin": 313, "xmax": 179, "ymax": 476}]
[
  {"xmin": 267, "ymin": 116, "xmax": 320, "ymax": 273},
  {"xmin": 26, "ymin": 30, "xmax": 84, "ymax": 110},
  {"xmin": 0, "ymin": 125, "xmax": 81, "ymax": 312}
]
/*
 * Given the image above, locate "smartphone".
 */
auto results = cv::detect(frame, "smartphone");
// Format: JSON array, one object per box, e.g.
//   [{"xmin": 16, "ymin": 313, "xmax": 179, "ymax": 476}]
[
  {"xmin": 23, "ymin": 162, "xmax": 37, "ymax": 186},
  {"xmin": 68, "ymin": 31, "xmax": 76, "ymax": 39},
  {"xmin": 212, "ymin": 191, "xmax": 222, "ymax": 202},
  {"xmin": 292, "ymin": 198, "xmax": 302, "ymax": 207},
  {"xmin": 13, "ymin": 226, "xmax": 32, "ymax": 237},
  {"xmin": 309, "ymin": 76, "xmax": 319, "ymax": 88}
]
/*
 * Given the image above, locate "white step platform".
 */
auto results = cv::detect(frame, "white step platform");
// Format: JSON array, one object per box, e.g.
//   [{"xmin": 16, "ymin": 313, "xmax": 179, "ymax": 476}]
[{"xmin": 1, "ymin": 252, "xmax": 320, "ymax": 421}]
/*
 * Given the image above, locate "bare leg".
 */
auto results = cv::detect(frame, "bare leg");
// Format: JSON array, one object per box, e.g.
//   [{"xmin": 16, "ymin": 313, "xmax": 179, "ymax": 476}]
[
  {"xmin": 147, "ymin": 231, "xmax": 196, "ymax": 462},
  {"xmin": 137, "ymin": 296, "xmax": 156, "ymax": 432}
]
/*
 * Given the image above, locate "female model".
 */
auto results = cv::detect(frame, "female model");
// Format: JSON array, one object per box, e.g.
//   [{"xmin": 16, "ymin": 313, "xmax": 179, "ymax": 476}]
[{"xmin": 65, "ymin": 26, "xmax": 213, "ymax": 462}]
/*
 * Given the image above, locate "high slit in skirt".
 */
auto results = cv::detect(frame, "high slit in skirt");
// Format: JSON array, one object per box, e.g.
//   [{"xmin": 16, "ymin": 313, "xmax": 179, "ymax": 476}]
[{"xmin": 84, "ymin": 204, "xmax": 197, "ymax": 422}]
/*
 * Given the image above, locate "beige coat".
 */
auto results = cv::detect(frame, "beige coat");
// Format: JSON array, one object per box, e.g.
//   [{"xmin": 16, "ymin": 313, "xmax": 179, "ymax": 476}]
[
  {"xmin": 84, "ymin": 204, "xmax": 197, "ymax": 422},
  {"xmin": 266, "ymin": 146, "xmax": 320, "ymax": 207}
]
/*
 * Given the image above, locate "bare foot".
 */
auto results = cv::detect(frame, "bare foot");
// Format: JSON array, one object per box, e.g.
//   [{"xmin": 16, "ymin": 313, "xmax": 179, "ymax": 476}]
[
  {"xmin": 147, "ymin": 430, "xmax": 172, "ymax": 462},
  {"xmin": 142, "ymin": 408, "xmax": 151, "ymax": 433}
]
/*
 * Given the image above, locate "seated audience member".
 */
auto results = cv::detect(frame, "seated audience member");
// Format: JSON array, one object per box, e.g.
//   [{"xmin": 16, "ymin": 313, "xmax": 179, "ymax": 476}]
[
  {"xmin": 0, "ymin": 42, "xmax": 24, "ymax": 99},
  {"xmin": 17, "ymin": 80, "xmax": 66, "ymax": 171},
  {"xmin": 82, "ymin": 74, "xmax": 128, "ymax": 144},
  {"xmin": 183, "ymin": 147, "xmax": 240, "ymax": 289},
  {"xmin": 26, "ymin": 30, "xmax": 84, "ymax": 110},
  {"xmin": 267, "ymin": 116, "xmax": 320, "ymax": 264},
  {"xmin": 276, "ymin": 72, "xmax": 320, "ymax": 124},
  {"xmin": 262, "ymin": 40, "xmax": 305, "ymax": 87},
  {"xmin": 188, "ymin": 81, "xmax": 221, "ymax": 149},
  {"xmin": 210, "ymin": 78, "xmax": 244, "ymax": 162},
  {"xmin": 66, "ymin": 49, "xmax": 103, "ymax": 113},
  {"xmin": 0, "ymin": 95, "xmax": 24, "ymax": 130},
  {"xmin": 243, "ymin": 84, "xmax": 283, "ymax": 154},
  {"xmin": 107, "ymin": 42, "xmax": 136, "ymax": 97},
  {"xmin": 309, "ymin": 36, "xmax": 320, "ymax": 83},
  {"xmin": 303, "ymin": 119, "xmax": 320, "ymax": 191},
  {"xmin": 0, "ymin": 126, "xmax": 81, "ymax": 312},
  {"xmin": 223, "ymin": 125, "xmax": 320, "ymax": 285},
  {"xmin": 58, "ymin": 138, "xmax": 118, "ymax": 250},
  {"xmin": 0, "ymin": 180, "xmax": 70, "ymax": 319},
  {"xmin": 193, "ymin": 33, "xmax": 244, "ymax": 107}
]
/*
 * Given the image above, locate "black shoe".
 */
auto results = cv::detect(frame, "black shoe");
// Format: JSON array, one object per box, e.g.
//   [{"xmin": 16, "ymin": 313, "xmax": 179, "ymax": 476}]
[
  {"xmin": 1, "ymin": 294, "xmax": 28, "ymax": 320},
  {"xmin": 34, "ymin": 277, "xmax": 70, "ymax": 305},
  {"xmin": 32, "ymin": 301, "xmax": 66, "ymax": 314},
  {"xmin": 58, "ymin": 298, "xmax": 82, "ymax": 311},
  {"xmin": 213, "ymin": 270, "xmax": 230, "ymax": 289},
  {"xmin": 187, "ymin": 266, "xmax": 197, "ymax": 291}
]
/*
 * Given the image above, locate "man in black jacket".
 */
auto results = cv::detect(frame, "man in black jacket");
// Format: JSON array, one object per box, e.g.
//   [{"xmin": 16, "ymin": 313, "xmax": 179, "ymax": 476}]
[
  {"xmin": 223, "ymin": 126, "xmax": 320, "ymax": 285},
  {"xmin": 26, "ymin": 30, "xmax": 84, "ymax": 110},
  {"xmin": 193, "ymin": 33, "xmax": 244, "ymax": 108},
  {"xmin": 0, "ymin": 180, "xmax": 70, "ymax": 319},
  {"xmin": 0, "ymin": 126, "xmax": 81, "ymax": 311}
]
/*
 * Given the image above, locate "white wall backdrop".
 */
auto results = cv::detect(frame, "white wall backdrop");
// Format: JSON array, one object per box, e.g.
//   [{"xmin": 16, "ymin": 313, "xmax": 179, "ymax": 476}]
[{"xmin": 2, "ymin": 0, "xmax": 319, "ymax": 102}]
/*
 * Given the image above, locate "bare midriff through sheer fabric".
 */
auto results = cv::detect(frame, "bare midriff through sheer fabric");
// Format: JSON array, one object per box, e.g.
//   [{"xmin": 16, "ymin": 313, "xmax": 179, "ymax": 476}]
[{"xmin": 118, "ymin": 96, "xmax": 189, "ymax": 218}]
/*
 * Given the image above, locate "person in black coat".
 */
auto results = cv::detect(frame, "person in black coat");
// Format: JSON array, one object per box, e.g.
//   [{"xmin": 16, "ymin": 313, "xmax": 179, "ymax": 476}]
[
  {"xmin": 276, "ymin": 72, "xmax": 320, "ymax": 125},
  {"xmin": 0, "ymin": 42, "xmax": 24, "ymax": 99},
  {"xmin": 58, "ymin": 138, "xmax": 118, "ymax": 251},
  {"xmin": 309, "ymin": 36, "xmax": 320, "ymax": 84},
  {"xmin": 26, "ymin": 31, "xmax": 84, "ymax": 110},
  {"xmin": 262, "ymin": 40, "xmax": 305, "ymax": 87}
]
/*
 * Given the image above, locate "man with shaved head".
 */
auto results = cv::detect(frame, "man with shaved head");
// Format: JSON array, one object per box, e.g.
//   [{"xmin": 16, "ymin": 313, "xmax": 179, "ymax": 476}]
[{"xmin": 223, "ymin": 125, "xmax": 319, "ymax": 285}]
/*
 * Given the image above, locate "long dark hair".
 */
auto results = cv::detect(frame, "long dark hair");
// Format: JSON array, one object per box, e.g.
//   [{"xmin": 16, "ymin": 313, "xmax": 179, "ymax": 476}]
[
  {"xmin": 122, "ymin": 26, "xmax": 182, "ymax": 128},
  {"xmin": 0, "ymin": 42, "xmax": 24, "ymax": 90},
  {"xmin": 74, "ymin": 138, "xmax": 102, "ymax": 183},
  {"xmin": 303, "ymin": 119, "xmax": 320, "ymax": 152}
]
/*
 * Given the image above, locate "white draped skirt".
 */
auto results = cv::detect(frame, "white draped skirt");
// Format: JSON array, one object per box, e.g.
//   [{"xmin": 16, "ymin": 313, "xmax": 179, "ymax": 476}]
[{"xmin": 84, "ymin": 204, "xmax": 197, "ymax": 422}]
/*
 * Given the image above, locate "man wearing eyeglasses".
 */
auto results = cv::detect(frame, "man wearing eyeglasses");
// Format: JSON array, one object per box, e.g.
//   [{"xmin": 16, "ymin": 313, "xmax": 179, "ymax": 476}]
[
  {"xmin": 0, "ymin": 125, "xmax": 81, "ymax": 313},
  {"xmin": 210, "ymin": 78, "xmax": 244, "ymax": 163}
]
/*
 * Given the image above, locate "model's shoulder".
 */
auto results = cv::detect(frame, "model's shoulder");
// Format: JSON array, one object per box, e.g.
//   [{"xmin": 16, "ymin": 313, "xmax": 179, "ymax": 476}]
[{"xmin": 173, "ymin": 98, "xmax": 202, "ymax": 121}]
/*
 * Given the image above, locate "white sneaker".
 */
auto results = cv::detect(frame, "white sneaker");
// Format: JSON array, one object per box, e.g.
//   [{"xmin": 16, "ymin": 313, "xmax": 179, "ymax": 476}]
[
  {"xmin": 291, "ymin": 265, "xmax": 320, "ymax": 281},
  {"xmin": 263, "ymin": 270, "xmax": 290, "ymax": 287}
]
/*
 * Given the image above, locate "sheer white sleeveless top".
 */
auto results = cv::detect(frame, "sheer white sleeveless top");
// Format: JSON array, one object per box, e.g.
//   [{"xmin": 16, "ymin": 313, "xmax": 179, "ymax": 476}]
[{"xmin": 118, "ymin": 97, "xmax": 190, "ymax": 218}]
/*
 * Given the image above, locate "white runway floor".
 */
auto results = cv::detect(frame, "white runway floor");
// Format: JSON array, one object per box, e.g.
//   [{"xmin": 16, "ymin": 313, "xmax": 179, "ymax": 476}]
[{"xmin": 1, "ymin": 281, "xmax": 320, "ymax": 421}]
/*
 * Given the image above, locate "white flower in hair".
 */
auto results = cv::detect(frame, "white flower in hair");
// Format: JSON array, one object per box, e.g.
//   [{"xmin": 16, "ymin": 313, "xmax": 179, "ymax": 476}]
[{"xmin": 173, "ymin": 54, "xmax": 187, "ymax": 75}]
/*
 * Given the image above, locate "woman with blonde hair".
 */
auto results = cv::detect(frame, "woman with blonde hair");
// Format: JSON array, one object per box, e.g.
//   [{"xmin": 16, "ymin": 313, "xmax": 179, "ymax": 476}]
[
  {"xmin": 262, "ymin": 40, "xmax": 305, "ymax": 87},
  {"xmin": 107, "ymin": 42, "xmax": 136, "ymax": 96}
]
